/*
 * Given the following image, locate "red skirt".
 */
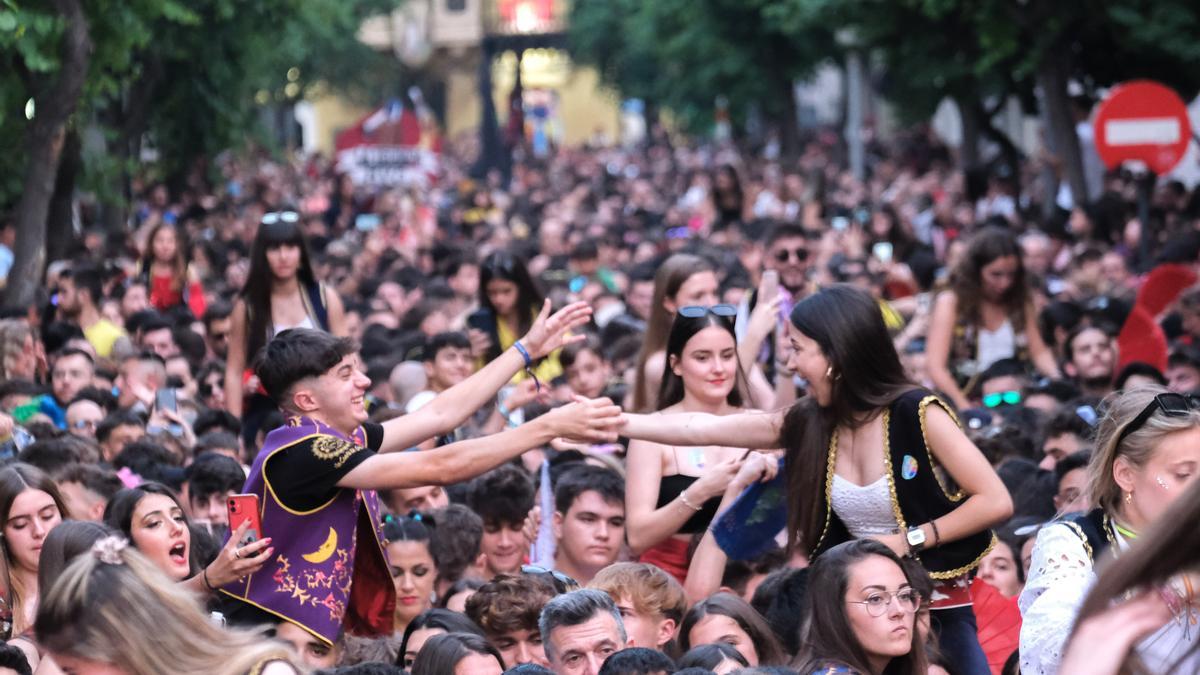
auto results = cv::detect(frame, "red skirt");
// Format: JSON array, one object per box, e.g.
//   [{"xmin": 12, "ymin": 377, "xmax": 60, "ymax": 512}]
[{"xmin": 638, "ymin": 537, "xmax": 691, "ymax": 584}]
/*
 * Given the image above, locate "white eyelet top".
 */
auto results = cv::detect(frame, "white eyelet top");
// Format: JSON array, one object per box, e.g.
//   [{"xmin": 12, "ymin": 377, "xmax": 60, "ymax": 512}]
[{"xmin": 830, "ymin": 474, "xmax": 896, "ymax": 538}]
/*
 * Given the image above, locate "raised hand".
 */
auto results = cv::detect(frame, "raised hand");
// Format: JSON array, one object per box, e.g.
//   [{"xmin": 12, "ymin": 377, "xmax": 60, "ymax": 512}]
[
  {"xmin": 205, "ymin": 521, "xmax": 275, "ymax": 588},
  {"xmin": 519, "ymin": 300, "xmax": 592, "ymax": 359},
  {"xmin": 543, "ymin": 396, "xmax": 621, "ymax": 444}
]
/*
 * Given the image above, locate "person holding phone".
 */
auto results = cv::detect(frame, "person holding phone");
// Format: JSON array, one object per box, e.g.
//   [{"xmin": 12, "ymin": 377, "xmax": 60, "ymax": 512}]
[
  {"xmin": 468, "ymin": 251, "xmax": 562, "ymax": 387},
  {"xmin": 218, "ymin": 306, "xmax": 621, "ymax": 649}
]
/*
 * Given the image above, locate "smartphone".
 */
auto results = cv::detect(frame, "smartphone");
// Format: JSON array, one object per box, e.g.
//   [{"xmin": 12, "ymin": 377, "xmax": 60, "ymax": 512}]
[
  {"xmin": 831, "ymin": 216, "xmax": 850, "ymax": 232},
  {"xmin": 760, "ymin": 269, "xmax": 779, "ymax": 304},
  {"xmin": 872, "ymin": 241, "xmax": 894, "ymax": 264},
  {"xmin": 227, "ymin": 494, "xmax": 263, "ymax": 546},
  {"xmin": 155, "ymin": 387, "xmax": 178, "ymax": 413},
  {"xmin": 466, "ymin": 308, "xmax": 496, "ymax": 335}
]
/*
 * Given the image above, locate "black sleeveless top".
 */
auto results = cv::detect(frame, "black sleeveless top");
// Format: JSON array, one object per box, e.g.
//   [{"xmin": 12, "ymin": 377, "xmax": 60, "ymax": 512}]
[{"xmin": 656, "ymin": 475, "xmax": 721, "ymax": 534}]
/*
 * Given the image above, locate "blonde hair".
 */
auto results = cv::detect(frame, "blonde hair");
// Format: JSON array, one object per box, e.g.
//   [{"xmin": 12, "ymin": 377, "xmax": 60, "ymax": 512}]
[
  {"xmin": 1088, "ymin": 385, "xmax": 1200, "ymax": 514},
  {"xmin": 588, "ymin": 562, "xmax": 687, "ymax": 623},
  {"xmin": 35, "ymin": 542, "xmax": 301, "ymax": 675}
]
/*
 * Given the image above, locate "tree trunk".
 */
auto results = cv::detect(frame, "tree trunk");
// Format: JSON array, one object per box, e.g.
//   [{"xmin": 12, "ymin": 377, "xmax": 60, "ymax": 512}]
[
  {"xmin": 777, "ymin": 75, "xmax": 800, "ymax": 160},
  {"xmin": 46, "ymin": 129, "xmax": 81, "ymax": 263},
  {"xmin": 3, "ymin": 0, "xmax": 91, "ymax": 308},
  {"xmin": 1037, "ymin": 43, "xmax": 1088, "ymax": 208},
  {"xmin": 955, "ymin": 95, "xmax": 982, "ymax": 171}
]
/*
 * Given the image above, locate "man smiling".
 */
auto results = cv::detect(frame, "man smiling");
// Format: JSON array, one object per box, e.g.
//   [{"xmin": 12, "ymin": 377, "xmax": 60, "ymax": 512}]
[{"xmin": 219, "ymin": 302, "xmax": 620, "ymax": 648}]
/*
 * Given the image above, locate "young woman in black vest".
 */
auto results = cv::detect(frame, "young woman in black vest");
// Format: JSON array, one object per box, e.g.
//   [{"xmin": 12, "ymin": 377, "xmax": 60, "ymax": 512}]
[
  {"xmin": 225, "ymin": 214, "xmax": 346, "ymax": 445},
  {"xmin": 621, "ymin": 285, "xmax": 1012, "ymax": 675}
]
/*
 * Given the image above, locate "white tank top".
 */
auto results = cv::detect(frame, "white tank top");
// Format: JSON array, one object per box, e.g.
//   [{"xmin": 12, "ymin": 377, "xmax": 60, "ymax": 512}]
[
  {"xmin": 830, "ymin": 474, "xmax": 896, "ymax": 537},
  {"xmin": 976, "ymin": 319, "xmax": 1016, "ymax": 372}
]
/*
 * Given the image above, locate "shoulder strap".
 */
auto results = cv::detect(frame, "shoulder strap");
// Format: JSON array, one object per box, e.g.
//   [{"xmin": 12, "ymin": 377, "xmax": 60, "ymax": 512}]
[{"xmin": 306, "ymin": 281, "xmax": 330, "ymax": 332}]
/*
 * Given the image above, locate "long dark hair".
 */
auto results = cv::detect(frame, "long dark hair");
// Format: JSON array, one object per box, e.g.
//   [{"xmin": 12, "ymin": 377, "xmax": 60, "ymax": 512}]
[
  {"xmin": 796, "ymin": 539, "xmax": 928, "ymax": 675},
  {"xmin": 242, "ymin": 219, "xmax": 319, "ymax": 359},
  {"xmin": 397, "ymin": 608, "xmax": 486, "ymax": 668},
  {"xmin": 410, "ymin": 632, "xmax": 504, "ymax": 675},
  {"xmin": 633, "ymin": 254, "xmax": 717, "ymax": 412},
  {"xmin": 780, "ymin": 285, "xmax": 913, "ymax": 554},
  {"xmin": 37, "ymin": 519, "xmax": 115, "ymax": 596},
  {"xmin": 678, "ymin": 593, "xmax": 787, "ymax": 666},
  {"xmin": 103, "ymin": 482, "xmax": 201, "ymax": 576},
  {"xmin": 140, "ymin": 222, "xmax": 189, "ymax": 293},
  {"xmin": 949, "ymin": 226, "xmax": 1029, "ymax": 324},
  {"xmin": 478, "ymin": 251, "xmax": 544, "ymax": 361},
  {"xmin": 656, "ymin": 311, "xmax": 745, "ymax": 410}
]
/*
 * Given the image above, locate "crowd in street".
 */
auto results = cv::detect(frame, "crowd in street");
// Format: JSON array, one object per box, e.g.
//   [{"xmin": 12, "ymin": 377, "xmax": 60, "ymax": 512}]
[{"xmin": 1, "ymin": 123, "xmax": 1200, "ymax": 675}]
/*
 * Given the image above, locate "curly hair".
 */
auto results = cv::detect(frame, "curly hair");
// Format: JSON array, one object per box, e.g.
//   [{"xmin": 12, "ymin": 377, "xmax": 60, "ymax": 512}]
[{"xmin": 464, "ymin": 574, "xmax": 558, "ymax": 637}]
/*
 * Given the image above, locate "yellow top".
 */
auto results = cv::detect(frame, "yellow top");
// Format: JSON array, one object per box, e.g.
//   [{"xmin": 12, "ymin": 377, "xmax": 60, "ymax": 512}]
[
  {"xmin": 83, "ymin": 319, "xmax": 127, "ymax": 359},
  {"xmin": 496, "ymin": 314, "xmax": 563, "ymax": 385}
]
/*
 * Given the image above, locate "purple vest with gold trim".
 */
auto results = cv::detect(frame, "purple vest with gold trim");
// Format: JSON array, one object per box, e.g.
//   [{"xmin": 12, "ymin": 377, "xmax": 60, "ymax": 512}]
[{"xmin": 218, "ymin": 416, "xmax": 395, "ymax": 644}]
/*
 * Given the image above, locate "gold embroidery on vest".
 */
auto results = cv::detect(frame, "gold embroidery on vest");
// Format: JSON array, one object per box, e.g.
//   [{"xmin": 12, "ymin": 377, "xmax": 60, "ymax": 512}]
[{"xmin": 312, "ymin": 436, "xmax": 356, "ymax": 468}]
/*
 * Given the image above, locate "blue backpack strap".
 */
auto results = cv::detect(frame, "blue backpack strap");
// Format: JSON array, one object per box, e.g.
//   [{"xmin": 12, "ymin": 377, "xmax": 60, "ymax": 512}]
[{"xmin": 305, "ymin": 281, "xmax": 330, "ymax": 332}]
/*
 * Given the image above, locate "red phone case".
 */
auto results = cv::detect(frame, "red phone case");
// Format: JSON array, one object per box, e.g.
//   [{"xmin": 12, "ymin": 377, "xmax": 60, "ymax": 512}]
[{"xmin": 226, "ymin": 494, "xmax": 262, "ymax": 547}]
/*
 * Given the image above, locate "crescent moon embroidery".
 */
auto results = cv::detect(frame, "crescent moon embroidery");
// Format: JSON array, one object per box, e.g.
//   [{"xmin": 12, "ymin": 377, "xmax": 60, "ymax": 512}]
[{"xmin": 302, "ymin": 527, "xmax": 338, "ymax": 564}]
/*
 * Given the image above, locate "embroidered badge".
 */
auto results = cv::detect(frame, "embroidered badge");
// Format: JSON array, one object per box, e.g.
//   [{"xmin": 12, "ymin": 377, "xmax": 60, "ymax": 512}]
[
  {"xmin": 901, "ymin": 455, "xmax": 919, "ymax": 480},
  {"xmin": 311, "ymin": 436, "xmax": 357, "ymax": 469}
]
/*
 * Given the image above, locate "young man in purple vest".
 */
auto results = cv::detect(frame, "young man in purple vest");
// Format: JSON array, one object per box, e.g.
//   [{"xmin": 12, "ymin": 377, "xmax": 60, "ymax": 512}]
[{"xmin": 218, "ymin": 302, "xmax": 620, "ymax": 647}]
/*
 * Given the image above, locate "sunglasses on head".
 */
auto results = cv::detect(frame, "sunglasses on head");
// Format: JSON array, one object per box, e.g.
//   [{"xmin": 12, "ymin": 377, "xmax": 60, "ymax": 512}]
[
  {"xmin": 774, "ymin": 247, "xmax": 809, "ymax": 263},
  {"xmin": 982, "ymin": 391, "xmax": 1021, "ymax": 408},
  {"xmin": 1115, "ymin": 393, "xmax": 1200, "ymax": 449},
  {"xmin": 521, "ymin": 564, "xmax": 579, "ymax": 592},
  {"xmin": 261, "ymin": 211, "xmax": 299, "ymax": 225},
  {"xmin": 677, "ymin": 304, "xmax": 736, "ymax": 319}
]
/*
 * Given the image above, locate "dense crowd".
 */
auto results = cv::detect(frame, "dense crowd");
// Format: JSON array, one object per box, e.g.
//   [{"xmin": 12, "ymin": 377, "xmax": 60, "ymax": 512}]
[{"xmin": 1, "ymin": 125, "xmax": 1200, "ymax": 675}]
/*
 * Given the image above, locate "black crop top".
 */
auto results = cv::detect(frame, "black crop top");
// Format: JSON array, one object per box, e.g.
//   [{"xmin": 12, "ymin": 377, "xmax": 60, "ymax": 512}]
[{"xmin": 656, "ymin": 474, "xmax": 721, "ymax": 534}]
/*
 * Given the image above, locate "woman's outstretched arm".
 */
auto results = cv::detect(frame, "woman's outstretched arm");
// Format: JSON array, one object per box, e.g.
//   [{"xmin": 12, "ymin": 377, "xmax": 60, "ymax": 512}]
[{"xmin": 620, "ymin": 408, "xmax": 784, "ymax": 449}]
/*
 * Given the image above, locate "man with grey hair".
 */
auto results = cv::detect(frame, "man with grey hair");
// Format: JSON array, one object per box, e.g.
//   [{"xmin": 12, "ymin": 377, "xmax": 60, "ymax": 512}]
[{"xmin": 540, "ymin": 588, "xmax": 628, "ymax": 675}]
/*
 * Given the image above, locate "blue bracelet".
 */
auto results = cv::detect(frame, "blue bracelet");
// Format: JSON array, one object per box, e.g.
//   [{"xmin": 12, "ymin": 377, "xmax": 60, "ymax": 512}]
[
  {"xmin": 513, "ymin": 341, "xmax": 534, "ymax": 368},
  {"xmin": 512, "ymin": 341, "xmax": 542, "ymax": 393}
]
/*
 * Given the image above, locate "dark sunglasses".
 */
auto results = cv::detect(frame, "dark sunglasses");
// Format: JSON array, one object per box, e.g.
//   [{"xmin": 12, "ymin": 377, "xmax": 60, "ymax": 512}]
[
  {"xmin": 521, "ymin": 564, "xmax": 579, "ymax": 592},
  {"xmin": 677, "ymin": 304, "xmax": 737, "ymax": 319},
  {"xmin": 982, "ymin": 391, "xmax": 1021, "ymax": 409},
  {"xmin": 774, "ymin": 247, "xmax": 809, "ymax": 263},
  {"xmin": 1115, "ymin": 393, "xmax": 1200, "ymax": 449}
]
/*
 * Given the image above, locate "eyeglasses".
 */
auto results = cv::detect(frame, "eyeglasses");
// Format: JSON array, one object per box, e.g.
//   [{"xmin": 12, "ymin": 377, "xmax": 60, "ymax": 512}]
[
  {"xmin": 521, "ymin": 564, "xmax": 579, "ymax": 592},
  {"xmin": 71, "ymin": 419, "xmax": 98, "ymax": 430},
  {"xmin": 677, "ymin": 304, "xmax": 737, "ymax": 319},
  {"xmin": 261, "ymin": 211, "xmax": 299, "ymax": 225},
  {"xmin": 982, "ymin": 391, "xmax": 1021, "ymax": 408},
  {"xmin": 847, "ymin": 588, "xmax": 921, "ymax": 617},
  {"xmin": 774, "ymin": 247, "xmax": 809, "ymax": 263},
  {"xmin": 1115, "ymin": 393, "xmax": 1200, "ymax": 449}
]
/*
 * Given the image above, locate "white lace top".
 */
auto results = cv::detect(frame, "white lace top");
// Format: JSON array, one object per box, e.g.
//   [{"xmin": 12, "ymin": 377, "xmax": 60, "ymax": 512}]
[
  {"xmin": 830, "ymin": 474, "xmax": 896, "ymax": 537},
  {"xmin": 1018, "ymin": 522, "xmax": 1200, "ymax": 674}
]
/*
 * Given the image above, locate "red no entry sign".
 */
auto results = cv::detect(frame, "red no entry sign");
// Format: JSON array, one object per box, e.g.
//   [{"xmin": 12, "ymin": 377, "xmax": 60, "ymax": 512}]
[{"xmin": 1094, "ymin": 80, "xmax": 1192, "ymax": 175}]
